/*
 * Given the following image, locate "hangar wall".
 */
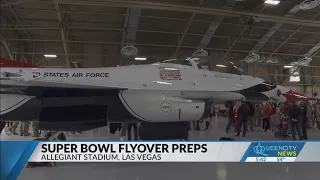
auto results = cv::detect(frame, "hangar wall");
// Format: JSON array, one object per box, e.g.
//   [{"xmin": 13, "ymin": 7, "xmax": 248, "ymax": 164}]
[
  {"xmin": 247, "ymin": 64, "xmax": 271, "ymax": 82},
  {"xmin": 305, "ymin": 86, "xmax": 320, "ymax": 97},
  {"xmin": 0, "ymin": 15, "xmax": 13, "ymax": 59},
  {"xmin": 281, "ymin": 86, "xmax": 320, "ymax": 97},
  {"xmin": 83, "ymin": 45, "xmax": 103, "ymax": 67}
]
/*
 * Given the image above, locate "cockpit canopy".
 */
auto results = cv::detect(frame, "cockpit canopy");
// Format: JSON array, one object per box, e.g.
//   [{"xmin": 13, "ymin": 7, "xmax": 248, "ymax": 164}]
[
  {"xmin": 211, "ymin": 61, "xmax": 245, "ymax": 75},
  {"xmin": 159, "ymin": 58, "xmax": 245, "ymax": 75},
  {"xmin": 161, "ymin": 58, "xmax": 193, "ymax": 66}
]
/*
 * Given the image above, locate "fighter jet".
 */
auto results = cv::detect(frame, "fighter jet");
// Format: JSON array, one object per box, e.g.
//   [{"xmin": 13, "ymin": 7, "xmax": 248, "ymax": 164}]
[{"xmin": 0, "ymin": 57, "xmax": 305, "ymax": 137}]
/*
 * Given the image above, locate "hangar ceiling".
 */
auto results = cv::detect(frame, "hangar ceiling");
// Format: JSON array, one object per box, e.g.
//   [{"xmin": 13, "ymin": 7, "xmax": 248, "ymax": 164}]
[{"xmin": 0, "ymin": 0, "xmax": 320, "ymax": 84}]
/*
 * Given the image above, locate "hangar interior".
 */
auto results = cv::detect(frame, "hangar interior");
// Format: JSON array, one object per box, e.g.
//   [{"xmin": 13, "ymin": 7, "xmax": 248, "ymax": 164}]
[
  {"xmin": 1, "ymin": 0, "xmax": 320, "ymax": 96},
  {"xmin": 1, "ymin": 0, "xmax": 320, "ymax": 179}
]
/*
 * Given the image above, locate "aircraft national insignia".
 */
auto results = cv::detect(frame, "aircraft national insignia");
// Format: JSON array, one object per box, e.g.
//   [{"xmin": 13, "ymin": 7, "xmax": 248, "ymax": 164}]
[
  {"xmin": 160, "ymin": 102, "xmax": 172, "ymax": 113},
  {"xmin": 32, "ymin": 72, "xmax": 41, "ymax": 78},
  {"xmin": 159, "ymin": 67, "xmax": 182, "ymax": 80}
]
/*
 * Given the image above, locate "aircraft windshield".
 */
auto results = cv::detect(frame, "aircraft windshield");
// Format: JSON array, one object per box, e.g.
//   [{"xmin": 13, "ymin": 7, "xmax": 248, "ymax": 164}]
[
  {"xmin": 211, "ymin": 61, "xmax": 246, "ymax": 75},
  {"xmin": 161, "ymin": 58, "xmax": 193, "ymax": 66},
  {"xmin": 159, "ymin": 58, "xmax": 245, "ymax": 75}
]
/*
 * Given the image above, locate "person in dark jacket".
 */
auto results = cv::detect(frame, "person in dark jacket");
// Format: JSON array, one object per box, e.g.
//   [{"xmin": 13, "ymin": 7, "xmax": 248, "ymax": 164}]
[
  {"xmin": 192, "ymin": 120, "xmax": 201, "ymax": 131},
  {"xmin": 288, "ymin": 102, "xmax": 302, "ymax": 140},
  {"xmin": 300, "ymin": 101, "xmax": 308, "ymax": 140},
  {"xmin": 246, "ymin": 102, "xmax": 255, "ymax": 131},
  {"xmin": 235, "ymin": 101, "xmax": 249, "ymax": 137},
  {"xmin": 225, "ymin": 101, "xmax": 235, "ymax": 132}
]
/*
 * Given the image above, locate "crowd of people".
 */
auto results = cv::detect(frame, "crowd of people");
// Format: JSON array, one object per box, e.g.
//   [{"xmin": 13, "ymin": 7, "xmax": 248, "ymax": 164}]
[
  {"xmin": 3, "ymin": 100, "xmax": 320, "ymax": 141},
  {"xmin": 6, "ymin": 121, "xmax": 39, "ymax": 137},
  {"xmin": 224, "ymin": 100, "xmax": 319, "ymax": 140}
]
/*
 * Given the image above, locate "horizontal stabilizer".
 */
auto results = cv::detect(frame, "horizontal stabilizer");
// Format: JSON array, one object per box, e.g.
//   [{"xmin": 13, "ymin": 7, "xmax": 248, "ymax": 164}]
[{"xmin": 0, "ymin": 57, "xmax": 38, "ymax": 68}]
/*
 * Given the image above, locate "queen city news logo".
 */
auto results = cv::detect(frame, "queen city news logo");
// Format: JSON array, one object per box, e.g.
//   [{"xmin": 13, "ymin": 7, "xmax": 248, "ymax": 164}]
[{"xmin": 250, "ymin": 143, "xmax": 301, "ymax": 157}]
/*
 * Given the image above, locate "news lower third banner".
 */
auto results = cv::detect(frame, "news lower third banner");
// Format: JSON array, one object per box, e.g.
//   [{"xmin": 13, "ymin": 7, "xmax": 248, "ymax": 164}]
[{"xmin": 1, "ymin": 141, "xmax": 320, "ymax": 180}]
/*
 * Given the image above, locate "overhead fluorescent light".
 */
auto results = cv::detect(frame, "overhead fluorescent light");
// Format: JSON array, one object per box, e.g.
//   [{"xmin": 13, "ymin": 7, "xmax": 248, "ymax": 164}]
[
  {"xmin": 283, "ymin": 65, "xmax": 293, "ymax": 68},
  {"xmin": 135, "ymin": 57, "xmax": 147, "ymax": 61},
  {"xmin": 216, "ymin": 64, "xmax": 227, "ymax": 67},
  {"xmin": 265, "ymin": 0, "xmax": 280, "ymax": 5},
  {"xmin": 44, "ymin": 54, "xmax": 57, "ymax": 58}
]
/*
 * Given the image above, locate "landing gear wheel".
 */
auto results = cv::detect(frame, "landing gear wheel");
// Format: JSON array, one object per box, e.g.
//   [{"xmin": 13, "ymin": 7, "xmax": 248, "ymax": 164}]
[
  {"xmin": 57, "ymin": 133, "xmax": 66, "ymax": 141},
  {"xmin": 44, "ymin": 131, "xmax": 66, "ymax": 140}
]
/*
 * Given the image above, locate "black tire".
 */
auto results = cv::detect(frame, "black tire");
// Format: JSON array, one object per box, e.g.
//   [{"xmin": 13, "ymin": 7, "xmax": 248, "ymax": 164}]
[{"xmin": 57, "ymin": 133, "xmax": 67, "ymax": 140}]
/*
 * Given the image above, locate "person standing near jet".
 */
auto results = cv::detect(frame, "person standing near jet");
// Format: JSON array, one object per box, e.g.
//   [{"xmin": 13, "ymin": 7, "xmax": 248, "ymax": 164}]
[
  {"xmin": 288, "ymin": 102, "xmax": 302, "ymax": 140},
  {"xmin": 32, "ymin": 121, "xmax": 40, "ymax": 137},
  {"xmin": 8, "ymin": 122, "xmax": 19, "ymax": 135},
  {"xmin": 21, "ymin": 121, "xmax": 30, "ymax": 136},
  {"xmin": 120, "ymin": 123, "xmax": 128, "ymax": 140},
  {"xmin": 204, "ymin": 103, "xmax": 215, "ymax": 130},
  {"xmin": 316, "ymin": 100, "xmax": 320, "ymax": 130},
  {"xmin": 127, "ymin": 123, "xmax": 138, "ymax": 140},
  {"xmin": 192, "ymin": 120, "xmax": 201, "ymax": 131},
  {"xmin": 262, "ymin": 103, "xmax": 271, "ymax": 131},
  {"xmin": 300, "ymin": 100, "xmax": 308, "ymax": 140},
  {"xmin": 235, "ymin": 101, "xmax": 249, "ymax": 137},
  {"xmin": 225, "ymin": 101, "xmax": 234, "ymax": 132},
  {"xmin": 246, "ymin": 102, "xmax": 255, "ymax": 131},
  {"xmin": 254, "ymin": 104, "xmax": 262, "ymax": 126}
]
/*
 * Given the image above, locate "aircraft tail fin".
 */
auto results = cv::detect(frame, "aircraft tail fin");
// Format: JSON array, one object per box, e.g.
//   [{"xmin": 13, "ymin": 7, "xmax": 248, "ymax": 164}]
[
  {"xmin": 0, "ymin": 57, "xmax": 39, "ymax": 68},
  {"xmin": 23, "ymin": 56, "xmax": 32, "ymax": 64}
]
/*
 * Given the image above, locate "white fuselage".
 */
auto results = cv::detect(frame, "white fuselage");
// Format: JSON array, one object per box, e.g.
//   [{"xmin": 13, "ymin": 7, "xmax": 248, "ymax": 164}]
[{"xmin": 0, "ymin": 62, "xmax": 283, "ymax": 123}]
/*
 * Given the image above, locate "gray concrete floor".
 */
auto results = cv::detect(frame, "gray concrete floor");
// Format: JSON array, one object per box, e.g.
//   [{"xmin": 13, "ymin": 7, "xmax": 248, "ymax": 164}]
[{"xmin": 1, "ymin": 116, "xmax": 320, "ymax": 180}]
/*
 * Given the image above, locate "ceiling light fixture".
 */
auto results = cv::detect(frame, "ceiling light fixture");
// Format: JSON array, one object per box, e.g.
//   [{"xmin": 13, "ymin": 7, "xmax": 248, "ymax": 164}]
[
  {"xmin": 283, "ymin": 65, "xmax": 294, "ymax": 68},
  {"xmin": 265, "ymin": 0, "xmax": 280, "ymax": 5},
  {"xmin": 44, "ymin": 54, "xmax": 57, "ymax": 58},
  {"xmin": 135, "ymin": 57, "xmax": 147, "ymax": 60},
  {"xmin": 216, "ymin": 64, "xmax": 227, "ymax": 67}
]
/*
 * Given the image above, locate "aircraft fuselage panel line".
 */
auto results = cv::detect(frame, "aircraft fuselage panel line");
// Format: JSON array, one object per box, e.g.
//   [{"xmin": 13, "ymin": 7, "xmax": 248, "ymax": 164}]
[{"xmin": 119, "ymin": 91, "xmax": 150, "ymax": 122}]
